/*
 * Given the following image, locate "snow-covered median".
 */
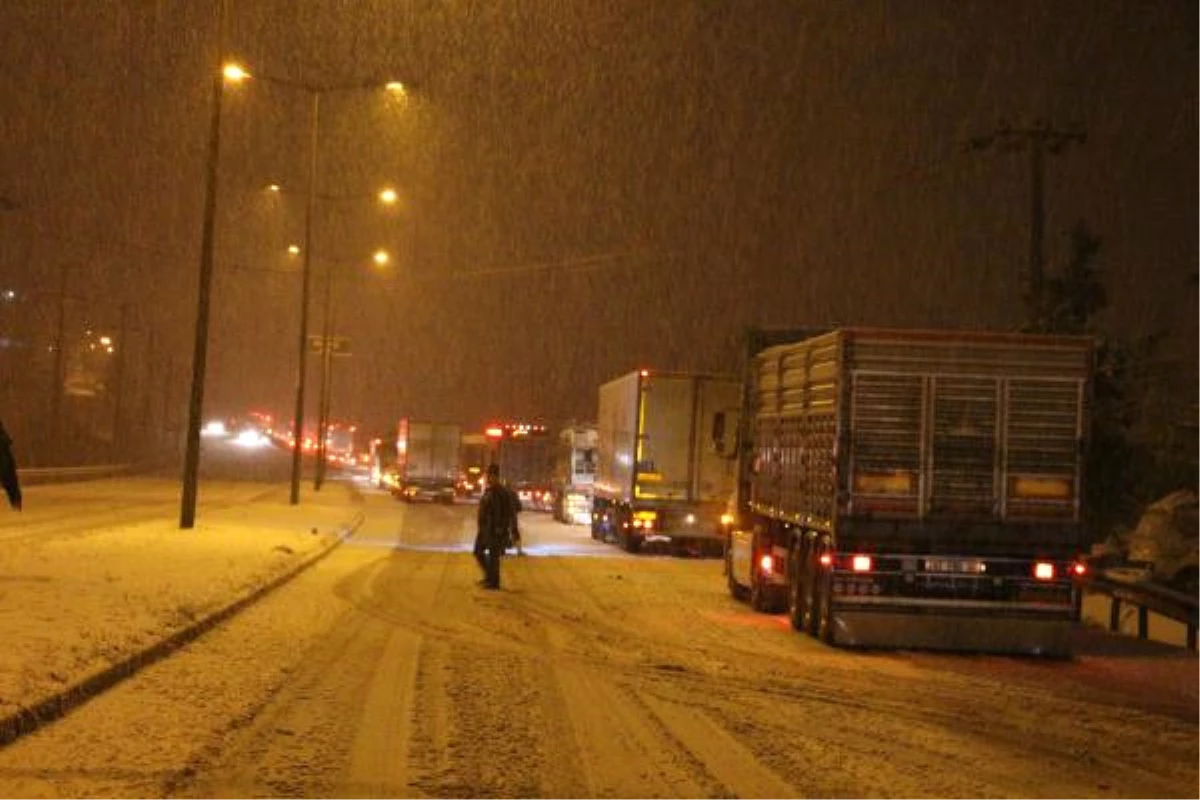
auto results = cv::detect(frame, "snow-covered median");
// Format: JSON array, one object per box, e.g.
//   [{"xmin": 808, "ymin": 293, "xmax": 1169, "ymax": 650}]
[{"xmin": 0, "ymin": 481, "xmax": 362, "ymax": 728}]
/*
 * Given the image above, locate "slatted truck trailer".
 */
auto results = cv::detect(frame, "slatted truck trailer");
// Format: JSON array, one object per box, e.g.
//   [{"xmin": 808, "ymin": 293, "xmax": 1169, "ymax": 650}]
[{"xmin": 718, "ymin": 328, "xmax": 1093, "ymax": 656}]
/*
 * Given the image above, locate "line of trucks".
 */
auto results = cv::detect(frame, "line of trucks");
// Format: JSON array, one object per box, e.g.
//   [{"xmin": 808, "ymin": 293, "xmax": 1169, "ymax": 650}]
[{"xmin": 373, "ymin": 325, "xmax": 1096, "ymax": 656}]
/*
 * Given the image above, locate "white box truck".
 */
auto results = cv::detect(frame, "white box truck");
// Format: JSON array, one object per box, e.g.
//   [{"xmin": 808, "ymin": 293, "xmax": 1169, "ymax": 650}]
[{"xmin": 592, "ymin": 370, "xmax": 739, "ymax": 555}]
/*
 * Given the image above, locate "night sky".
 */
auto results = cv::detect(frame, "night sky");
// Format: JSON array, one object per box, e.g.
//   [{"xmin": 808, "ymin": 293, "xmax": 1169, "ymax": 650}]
[{"xmin": 0, "ymin": 1, "xmax": 1195, "ymax": 453}]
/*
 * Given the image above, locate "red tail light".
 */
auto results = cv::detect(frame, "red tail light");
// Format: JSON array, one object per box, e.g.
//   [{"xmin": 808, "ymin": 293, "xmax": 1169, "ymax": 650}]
[
  {"xmin": 851, "ymin": 555, "xmax": 873, "ymax": 573},
  {"xmin": 1071, "ymin": 561, "xmax": 1088, "ymax": 577},
  {"xmin": 1033, "ymin": 562, "xmax": 1056, "ymax": 581},
  {"xmin": 759, "ymin": 554, "xmax": 775, "ymax": 574},
  {"xmin": 818, "ymin": 552, "xmax": 833, "ymax": 568}
]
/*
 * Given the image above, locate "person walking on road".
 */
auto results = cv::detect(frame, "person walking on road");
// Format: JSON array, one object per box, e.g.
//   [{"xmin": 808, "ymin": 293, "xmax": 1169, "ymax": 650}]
[
  {"xmin": 0, "ymin": 419, "xmax": 23, "ymax": 511},
  {"xmin": 474, "ymin": 463, "xmax": 517, "ymax": 589}
]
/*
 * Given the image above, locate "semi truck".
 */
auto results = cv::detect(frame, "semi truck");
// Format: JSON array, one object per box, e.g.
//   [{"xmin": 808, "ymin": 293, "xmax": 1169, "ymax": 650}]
[
  {"xmin": 486, "ymin": 422, "xmax": 556, "ymax": 512},
  {"xmin": 395, "ymin": 419, "xmax": 461, "ymax": 504},
  {"xmin": 718, "ymin": 327, "xmax": 1093, "ymax": 656},
  {"xmin": 459, "ymin": 433, "xmax": 491, "ymax": 498},
  {"xmin": 553, "ymin": 423, "xmax": 598, "ymax": 525},
  {"xmin": 592, "ymin": 370, "xmax": 739, "ymax": 554}
]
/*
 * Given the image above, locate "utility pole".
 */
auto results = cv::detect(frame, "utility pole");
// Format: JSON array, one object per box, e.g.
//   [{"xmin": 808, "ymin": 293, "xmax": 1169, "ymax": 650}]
[
  {"xmin": 966, "ymin": 121, "xmax": 1085, "ymax": 331},
  {"xmin": 50, "ymin": 262, "xmax": 72, "ymax": 461},
  {"xmin": 111, "ymin": 302, "xmax": 131, "ymax": 463}
]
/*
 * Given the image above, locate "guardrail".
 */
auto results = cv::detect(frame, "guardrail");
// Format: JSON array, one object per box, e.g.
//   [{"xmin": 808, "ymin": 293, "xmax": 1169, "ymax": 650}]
[
  {"xmin": 1081, "ymin": 570, "xmax": 1198, "ymax": 651},
  {"xmin": 21, "ymin": 464, "xmax": 135, "ymax": 484}
]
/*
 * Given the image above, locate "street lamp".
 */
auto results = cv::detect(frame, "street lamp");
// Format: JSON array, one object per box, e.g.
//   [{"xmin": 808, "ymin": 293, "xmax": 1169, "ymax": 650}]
[
  {"xmin": 225, "ymin": 64, "xmax": 406, "ymax": 505},
  {"xmin": 314, "ymin": 248, "xmax": 391, "ymax": 490},
  {"xmin": 179, "ymin": 10, "xmax": 235, "ymax": 528}
]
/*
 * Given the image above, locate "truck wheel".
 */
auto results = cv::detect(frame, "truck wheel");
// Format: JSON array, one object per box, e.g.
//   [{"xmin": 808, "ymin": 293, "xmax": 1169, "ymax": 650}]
[
  {"xmin": 788, "ymin": 544, "xmax": 808, "ymax": 631},
  {"xmin": 815, "ymin": 568, "xmax": 836, "ymax": 645},
  {"xmin": 750, "ymin": 562, "xmax": 769, "ymax": 612},
  {"xmin": 803, "ymin": 551, "xmax": 822, "ymax": 636},
  {"xmin": 726, "ymin": 549, "xmax": 749, "ymax": 602}
]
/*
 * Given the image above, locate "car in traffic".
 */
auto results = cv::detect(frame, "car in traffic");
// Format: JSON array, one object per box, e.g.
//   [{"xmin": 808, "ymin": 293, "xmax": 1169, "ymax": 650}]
[{"xmin": 396, "ymin": 478, "xmax": 456, "ymax": 505}]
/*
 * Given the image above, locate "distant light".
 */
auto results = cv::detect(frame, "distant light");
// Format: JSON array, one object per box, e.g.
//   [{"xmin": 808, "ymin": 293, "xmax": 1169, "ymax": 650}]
[
  {"xmin": 266, "ymin": 184, "xmax": 282, "ymax": 193},
  {"xmin": 373, "ymin": 250, "xmax": 389, "ymax": 266},
  {"xmin": 235, "ymin": 429, "xmax": 267, "ymax": 448},
  {"xmin": 202, "ymin": 420, "xmax": 228, "ymax": 437},
  {"xmin": 385, "ymin": 81, "xmax": 405, "ymax": 94},
  {"xmin": 223, "ymin": 63, "xmax": 250, "ymax": 82},
  {"xmin": 99, "ymin": 336, "xmax": 112, "ymax": 346},
  {"xmin": 288, "ymin": 245, "xmax": 301, "ymax": 255},
  {"xmin": 379, "ymin": 188, "xmax": 398, "ymax": 204}
]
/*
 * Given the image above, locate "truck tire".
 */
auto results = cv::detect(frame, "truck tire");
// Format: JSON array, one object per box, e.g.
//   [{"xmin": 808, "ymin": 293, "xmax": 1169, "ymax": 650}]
[
  {"xmin": 750, "ymin": 562, "xmax": 770, "ymax": 612},
  {"xmin": 788, "ymin": 542, "xmax": 808, "ymax": 631},
  {"xmin": 726, "ymin": 549, "xmax": 749, "ymax": 602},
  {"xmin": 803, "ymin": 550, "xmax": 822, "ymax": 636},
  {"xmin": 815, "ymin": 563, "xmax": 837, "ymax": 645}
]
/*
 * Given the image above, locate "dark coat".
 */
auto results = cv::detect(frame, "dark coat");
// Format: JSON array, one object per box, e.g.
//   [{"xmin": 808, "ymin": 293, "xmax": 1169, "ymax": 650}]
[
  {"xmin": 477, "ymin": 483, "xmax": 518, "ymax": 546},
  {"xmin": 0, "ymin": 420, "xmax": 22, "ymax": 511}
]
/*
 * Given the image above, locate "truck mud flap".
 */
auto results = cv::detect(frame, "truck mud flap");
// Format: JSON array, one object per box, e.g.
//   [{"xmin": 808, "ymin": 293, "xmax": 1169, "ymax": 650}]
[{"xmin": 830, "ymin": 607, "xmax": 1074, "ymax": 658}]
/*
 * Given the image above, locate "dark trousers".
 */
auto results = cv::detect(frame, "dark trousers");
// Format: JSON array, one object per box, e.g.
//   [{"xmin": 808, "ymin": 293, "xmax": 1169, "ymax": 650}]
[{"xmin": 473, "ymin": 532, "xmax": 502, "ymax": 588}]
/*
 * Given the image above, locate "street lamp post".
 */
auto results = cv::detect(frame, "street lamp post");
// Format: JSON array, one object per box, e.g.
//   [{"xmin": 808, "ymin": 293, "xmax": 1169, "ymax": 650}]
[
  {"xmin": 219, "ymin": 65, "xmax": 407, "ymax": 504},
  {"xmin": 314, "ymin": 248, "xmax": 390, "ymax": 490},
  {"xmin": 289, "ymin": 90, "xmax": 320, "ymax": 505},
  {"xmin": 180, "ymin": 0, "xmax": 230, "ymax": 529}
]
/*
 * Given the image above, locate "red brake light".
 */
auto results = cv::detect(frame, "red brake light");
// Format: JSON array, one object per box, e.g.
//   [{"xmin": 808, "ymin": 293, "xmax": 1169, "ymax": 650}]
[
  {"xmin": 1033, "ymin": 562, "xmax": 1056, "ymax": 581},
  {"xmin": 1071, "ymin": 561, "xmax": 1088, "ymax": 577},
  {"xmin": 818, "ymin": 552, "xmax": 833, "ymax": 568},
  {"xmin": 759, "ymin": 554, "xmax": 774, "ymax": 574}
]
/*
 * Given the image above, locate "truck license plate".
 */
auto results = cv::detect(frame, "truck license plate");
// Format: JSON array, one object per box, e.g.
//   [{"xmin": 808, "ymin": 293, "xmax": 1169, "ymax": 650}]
[{"xmin": 924, "ymin": 558, "xmax": 985, "ymax": 574}]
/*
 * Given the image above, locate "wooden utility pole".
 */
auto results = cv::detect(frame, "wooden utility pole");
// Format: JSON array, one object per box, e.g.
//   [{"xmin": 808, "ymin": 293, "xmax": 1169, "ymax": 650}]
[{"xmin": 966, "ymin": 121, "xmax": 1085, "ymax": 331}]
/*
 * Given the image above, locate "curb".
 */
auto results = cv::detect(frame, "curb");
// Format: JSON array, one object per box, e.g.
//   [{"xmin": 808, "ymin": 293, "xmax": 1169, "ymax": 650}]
[{"xmin": 0, "ymin": 511, "xmax": 366, "ymax": 749}]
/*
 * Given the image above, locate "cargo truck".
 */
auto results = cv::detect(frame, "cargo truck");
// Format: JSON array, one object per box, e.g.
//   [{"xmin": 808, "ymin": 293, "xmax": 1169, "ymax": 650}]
[
  {"xmin": 717, "ymin": 327, "xmax": 1093, "ymax": 656},
  {"xmin": 486, "ymin": 422, "xmax": 556, "ymax": 512},
  {"xmin": 553, "ymin": 423, "xmax": 598, "ymax": 525},
  {"xmin": 395, "ymin": 419, "xmax": 461, "ymax": 504},
  {"xmin": 592, "ymin": 370, "xmax": 739, "ymax": 554}
]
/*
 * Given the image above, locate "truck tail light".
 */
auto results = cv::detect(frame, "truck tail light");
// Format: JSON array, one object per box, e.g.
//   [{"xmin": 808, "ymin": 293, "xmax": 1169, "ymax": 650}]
[
  {"xmin": 760, "ymin": 554, "xmax": 775, "ymax": 574},
  {"xmin": 1071, "ymin": 561, "xmax": 1088, "ymax": 577},
  {"xmin": 1033, "ymin": 562, "xmax": 1056, "ymax": 581},
  {"xmin": 851, "ymin": 555, "xmax": 873, "ymax": 573},
  {"xmin": 818, "ymin": 552, "xmax": 833, "ymax": 568}
]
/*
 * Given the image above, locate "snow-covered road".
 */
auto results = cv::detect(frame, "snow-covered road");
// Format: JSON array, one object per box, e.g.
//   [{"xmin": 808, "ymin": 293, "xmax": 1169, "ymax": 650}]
[{"xmin": 0, "ymin": 477, "xmax": 1194, "ymax": 798}]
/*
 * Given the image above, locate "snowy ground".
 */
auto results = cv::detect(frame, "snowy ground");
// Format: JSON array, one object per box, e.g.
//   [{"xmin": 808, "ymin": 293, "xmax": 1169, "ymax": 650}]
[{"xmin": 0, "ymin": 474, "xmax": 1195, "ymax": 798}]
